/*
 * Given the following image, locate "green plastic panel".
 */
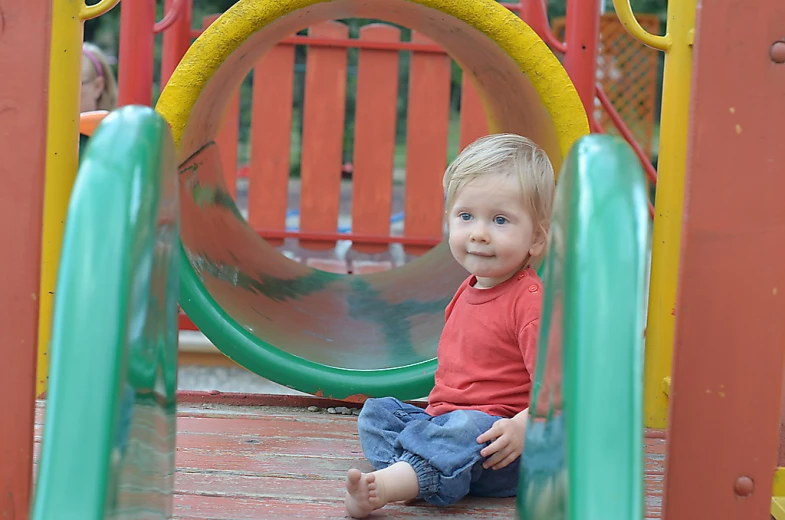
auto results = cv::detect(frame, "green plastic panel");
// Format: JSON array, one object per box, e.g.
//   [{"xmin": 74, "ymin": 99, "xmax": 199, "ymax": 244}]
[
  {"xmin": 518, "ymin": 135, "xmax": 650, "ymax": 520},
  {"xmin": 32, "ymin": 106, "xmax": 180, "ymax": 519}
]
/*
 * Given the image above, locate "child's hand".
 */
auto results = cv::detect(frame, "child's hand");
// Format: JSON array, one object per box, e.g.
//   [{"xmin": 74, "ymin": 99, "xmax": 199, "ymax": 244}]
[{"xmin": 476, "ymin": 417, "xmax": 526, "ymax": 470}]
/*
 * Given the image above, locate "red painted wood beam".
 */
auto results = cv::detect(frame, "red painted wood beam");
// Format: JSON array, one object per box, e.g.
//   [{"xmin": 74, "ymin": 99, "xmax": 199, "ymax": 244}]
[
  {"xmin": 0, "ymin": 0, "xmax": 51, "ymax": 516},
  {"xmin": 663, "ymin": 1, "xmax": 785, "ymax": 517}
]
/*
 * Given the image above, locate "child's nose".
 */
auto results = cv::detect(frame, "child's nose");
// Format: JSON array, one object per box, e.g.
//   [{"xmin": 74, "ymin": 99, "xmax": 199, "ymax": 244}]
[{"xmin": 470, "ymin": 224, "xmax": 490, "ymax": 243}]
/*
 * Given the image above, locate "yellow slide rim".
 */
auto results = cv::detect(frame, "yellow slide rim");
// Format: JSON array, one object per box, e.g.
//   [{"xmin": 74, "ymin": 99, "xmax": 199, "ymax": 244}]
[{"xmin": 156, "ymin": 0, "xmax": 588, "ymax": 161}]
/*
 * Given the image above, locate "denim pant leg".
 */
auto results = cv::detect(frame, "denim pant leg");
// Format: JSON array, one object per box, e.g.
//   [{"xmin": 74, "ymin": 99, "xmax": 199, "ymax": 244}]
[
  {"xmin": 393, "ymin": 409, "xmax": 516, "ymax": 506},
  {"xmin": 467, "ymin": 456, "xmax": 521, "ymax": 498},
  {"xmin": 357, "ymin": 397, "xmax": 431, "ymax": 470}
]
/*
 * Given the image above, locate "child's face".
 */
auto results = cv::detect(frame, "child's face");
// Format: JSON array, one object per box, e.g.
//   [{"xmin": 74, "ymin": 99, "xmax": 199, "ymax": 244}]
[
  {"xmin": 80, "ymin": 55, "xmax": 104, "ymax": 113},
  {"xmin": 447, "ymin": 173, "xmax": 544, "ymax": 289}
]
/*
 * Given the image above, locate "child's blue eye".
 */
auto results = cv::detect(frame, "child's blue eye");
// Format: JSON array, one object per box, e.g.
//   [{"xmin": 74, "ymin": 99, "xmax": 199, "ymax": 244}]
[
  {"xmin": 494, "ymin": 216, "xmax": 508, "ymax": 225},
  {"xmin": 459, "ymin": 213, "xmax": 472, "ymax": 221}
]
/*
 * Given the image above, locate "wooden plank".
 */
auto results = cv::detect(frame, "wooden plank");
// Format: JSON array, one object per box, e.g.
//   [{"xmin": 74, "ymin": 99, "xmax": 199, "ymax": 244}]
[
  {"xmin": 176, "ymin": 470, "xmax": 346, "ymax": 501},
  {"xmin": 174, "ymin": 432, "xmax": 365, "ymax": 458},
  {"xmin": 178, "ymin": 416, "xmax": 356, "ymax": 437},
  {"xmin": 175, "ymin": 406, "xmax": 359, "ymax": 422},
  {"xmin": 351, "ymin": 24, "xmax": 400, "ymax": 254},
  {"xmin": 403, "ymin": 32, "xmax": 451, "ymax": 256},
  {"xmin": 299, "ymin": 21, "xmax": 349, "ymax": 250},
  {"xmin": 248, "ymin": 44, "xmax": 296, "ymax": 247},
  {"xmin": 663, "ymin": 2, "xmax": 785, "ymax": 519},
  {"xmin": 34, "ymin": 411, "xmax": 355, "ymax": 438},
  {"xmin": 176, "ymin": 391, "xmax": 407, "ymax": 410},
  {"xmin": 645, "ymin": 474, "xmax": 664, "ymax": 519},
  {"xmin": 458, "ymin": 73, "xmax": 489, "ymax": 151},
  {"xmin": 0, "ymin": 0, "xmax": 50, "ymax": 516},
  {"xmin": 173, "ymin": 494, "xmax": 517, "ymax": 520},
  {"xmin": 175, "ymin": 447, "xmax": 367, "ymax": 480},
  {"xmin": 175, "ymin": 415, "xmax": 358, "ymax": 437}
]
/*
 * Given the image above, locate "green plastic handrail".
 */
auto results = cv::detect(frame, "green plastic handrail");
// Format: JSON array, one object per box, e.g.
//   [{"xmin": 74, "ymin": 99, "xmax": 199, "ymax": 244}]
[
  {"xmin": 518, "ymin": 134, "xmax": 650, "ymax": 520},
  {"xmin": 32, "ymin": 106, "xmax": 180, "ymax": 519}
]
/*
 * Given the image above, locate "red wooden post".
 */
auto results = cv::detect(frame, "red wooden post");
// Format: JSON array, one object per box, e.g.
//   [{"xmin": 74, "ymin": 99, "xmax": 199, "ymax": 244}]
[
  {"xmin": 161, "ymin": 0, "xmax": 193, "ymax": 87},
  {"xmin": 563, "ymin": 0, "xmax": 600, "ymax": 115},
  {"xmin": 663, "ymin": 1, "xmax": 785, "ymax": 518},
  {"xmin": 0, "ymin": 1, "xmax": 50, "ymax": 516},
  {"xmin": 118, "ymin": 0, "xmax": 155, "ymax": 106}
]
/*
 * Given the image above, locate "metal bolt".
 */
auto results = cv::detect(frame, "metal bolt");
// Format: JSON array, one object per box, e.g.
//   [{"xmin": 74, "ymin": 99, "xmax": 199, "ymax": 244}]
[
  {"xmin": 734, "ymin": 476, "xmax": 754, "ymax": 497},
  {"xmin": 771, "ymin": 41, "xmax": 785, "ymax": 64}
]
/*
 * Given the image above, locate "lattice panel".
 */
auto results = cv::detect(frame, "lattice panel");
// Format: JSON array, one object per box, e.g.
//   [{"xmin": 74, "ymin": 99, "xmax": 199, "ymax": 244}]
[{"xmin": 552, "ymin": 14, "xmax": 661, "ymax": 158}]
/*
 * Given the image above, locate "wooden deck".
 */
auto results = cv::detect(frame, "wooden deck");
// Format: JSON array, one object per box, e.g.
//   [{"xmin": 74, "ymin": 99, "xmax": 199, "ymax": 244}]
[{"xmin": 34, "ymin": 395, "xmax": 666, "ymax": 519}]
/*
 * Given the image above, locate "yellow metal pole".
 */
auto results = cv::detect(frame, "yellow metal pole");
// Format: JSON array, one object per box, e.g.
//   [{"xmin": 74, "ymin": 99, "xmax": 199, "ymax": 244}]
[
  {"xmin": 37, "ymin": 0, "xmax": 120, "ymax": 397},
  {"xmin": 612, "ymin": 0, "xmax": 697, "ymax": 428}
]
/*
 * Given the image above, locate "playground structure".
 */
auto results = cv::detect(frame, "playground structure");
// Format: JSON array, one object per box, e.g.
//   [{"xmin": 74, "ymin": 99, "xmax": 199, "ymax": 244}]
[
  {"xmin": 40, "ymin": 0, "xmax": 669, "ymax": 393},
  {"xmin": 34, "ymin": 107, "xmax": 650, "ymax": 519},
  {"xmin": 1, "ymin": 0, "xmax": 785, "ymax": 518}
]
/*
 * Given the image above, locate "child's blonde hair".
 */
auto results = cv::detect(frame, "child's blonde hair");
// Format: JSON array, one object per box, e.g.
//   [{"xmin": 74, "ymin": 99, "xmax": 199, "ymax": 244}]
[
  {"xmin": 443, "ymin": 133, "xmax": 555, "ymax": 264},
  {"xmin": 82, "ymin": 42, "xmax": 118, "ymax": 111}
]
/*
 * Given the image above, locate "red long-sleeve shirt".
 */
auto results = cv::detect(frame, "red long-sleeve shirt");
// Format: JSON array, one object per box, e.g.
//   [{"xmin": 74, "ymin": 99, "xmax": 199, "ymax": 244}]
[{"xmin": 426, "ymin": 268, "xmax": 542, "ymax": 418}]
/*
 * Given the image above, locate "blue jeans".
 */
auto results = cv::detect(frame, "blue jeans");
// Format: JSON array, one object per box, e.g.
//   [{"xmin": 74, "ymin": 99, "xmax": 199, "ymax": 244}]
[{"xmin": 357, "ymin": 397, "xmax": 521, "ymax": 506}]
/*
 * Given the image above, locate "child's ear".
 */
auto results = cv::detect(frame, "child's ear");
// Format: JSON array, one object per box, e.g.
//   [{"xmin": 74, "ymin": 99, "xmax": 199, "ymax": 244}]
[{"xmin": 529, "ymin": 230, "xmax": 547, "ymax": 257}]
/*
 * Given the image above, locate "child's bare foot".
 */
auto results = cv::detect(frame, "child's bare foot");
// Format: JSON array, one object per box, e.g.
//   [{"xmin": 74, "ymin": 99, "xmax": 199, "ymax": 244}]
[{"xmin": 345, "ymin": 469, "xmax": 381, "ymax": 518}]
